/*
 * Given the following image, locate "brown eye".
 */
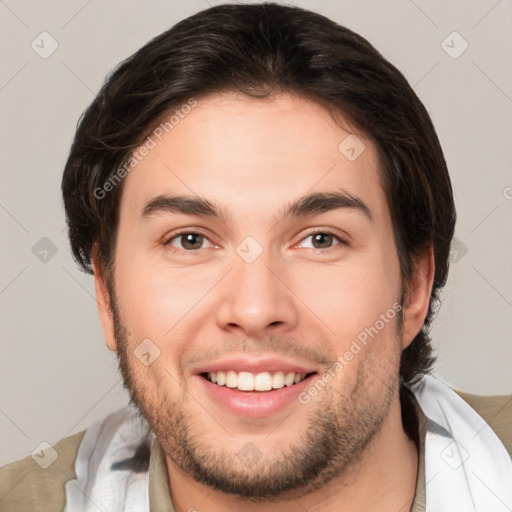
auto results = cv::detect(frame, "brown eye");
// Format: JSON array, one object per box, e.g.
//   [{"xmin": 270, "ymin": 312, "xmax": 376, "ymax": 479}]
[
  {"xmin": 300, "ymin": 232, "xmax": 344, "ymax": 250},
  {"xmin": 167, "ymin": 232, "xmax": 212, "ymax": 251},
  {"xmin": 311, "ymin": 233, "xmax": 334, "ymax": 249}
]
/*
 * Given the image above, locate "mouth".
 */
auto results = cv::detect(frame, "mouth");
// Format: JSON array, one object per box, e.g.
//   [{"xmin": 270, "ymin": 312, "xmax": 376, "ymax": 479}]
[
  {"xmin": 192, "ymin": 357, "xmax": 320, "ymax": 417},
  {"xmin": 200, "ymin": 370, "xmax": 317, "ymax": 392},
  {"xmin": 196, "ymin": 367, "xmax": 319, "ymax": 418}
]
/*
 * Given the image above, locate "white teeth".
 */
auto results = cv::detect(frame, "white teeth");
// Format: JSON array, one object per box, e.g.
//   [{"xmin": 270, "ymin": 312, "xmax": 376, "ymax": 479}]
[
  {"xmin": 226, "ymin": 370, "xmax": 237, "ymax": 388},
  {"xmin": 284, "ymin": 372, "xmax": 295, "ymax": 387},
  {"xmin": 216, "ymin": 371, "xmax": 226, "ymax": 386},
  {"xmin": 254, "ymin": 372, "xmax": 272, "ymax": 391},
  {"xmin": 207, "ymin": 370, "xmax": 308, "ymax": 391},
  {"xmin": 237, "ymin": 371, "xmax": 254, "ymax": 391},
  {"xmin": 272, "ymin": 371, "xmax": 285, "ymax": 389}
]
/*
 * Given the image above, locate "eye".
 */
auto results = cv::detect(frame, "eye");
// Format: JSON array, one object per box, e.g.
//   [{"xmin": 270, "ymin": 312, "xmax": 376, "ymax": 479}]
[
  {"xmin": 298, "ymin": 231, "xmax": 346, "ymax": 250},
  {"xmin": 165, "ymin": 231, "xmax": 215, "ymax": 251}
]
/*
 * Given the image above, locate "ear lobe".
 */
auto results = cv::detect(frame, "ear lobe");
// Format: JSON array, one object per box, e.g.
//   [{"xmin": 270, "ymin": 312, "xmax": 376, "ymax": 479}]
[
  {"xmin": 401, "ymin": 246, "xmax": 435, "ymax": 350},
  {"xmin": 92, "ymin": 247, "xmax": 117, "ymax": 352}
]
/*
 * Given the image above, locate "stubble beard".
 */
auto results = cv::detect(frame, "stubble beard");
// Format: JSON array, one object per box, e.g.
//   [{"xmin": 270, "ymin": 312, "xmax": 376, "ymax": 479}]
[{"xmin": 111, "ymin": 293, "xmax": 402, "ymax": 501}]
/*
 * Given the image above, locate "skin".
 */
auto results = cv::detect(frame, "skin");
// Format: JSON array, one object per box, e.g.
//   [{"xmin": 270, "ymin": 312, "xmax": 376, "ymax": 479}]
[{"xmin": 93, "ymin": 91, "xmax": 434, "ymax": 511}]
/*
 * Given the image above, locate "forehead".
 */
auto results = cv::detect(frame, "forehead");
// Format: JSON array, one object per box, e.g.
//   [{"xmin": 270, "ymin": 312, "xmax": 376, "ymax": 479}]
[{"xmin": 119, "ymin": 91, "xmax": 388, "ymax": 228}]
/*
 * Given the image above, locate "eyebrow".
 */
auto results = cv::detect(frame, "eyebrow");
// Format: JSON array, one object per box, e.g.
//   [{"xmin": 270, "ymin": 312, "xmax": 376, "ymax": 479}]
[{"xmin": 141, "ymin": 190, "xmax": 373, "ymax": 224}]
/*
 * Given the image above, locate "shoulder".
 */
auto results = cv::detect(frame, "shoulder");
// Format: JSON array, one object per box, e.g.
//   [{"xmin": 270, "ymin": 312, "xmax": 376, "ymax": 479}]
[
  {"xmin": 0, "ymin": 430, "xmax": 85, "ymax": 512},
  {"xmin": 456, "ymin": 389, "xmax": 512, "ymax": 457}
]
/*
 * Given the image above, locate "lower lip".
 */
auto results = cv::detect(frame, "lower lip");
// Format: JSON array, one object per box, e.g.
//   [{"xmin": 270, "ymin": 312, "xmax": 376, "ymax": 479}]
[{"xmin": 196, "ymin": 374, "xmax": 318, "ymax": 418}]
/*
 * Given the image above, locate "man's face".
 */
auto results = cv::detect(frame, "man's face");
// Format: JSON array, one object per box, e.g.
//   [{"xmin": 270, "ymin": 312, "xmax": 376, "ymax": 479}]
[{"xmin": 99, "ymin": 91, "xmax": 409, "ymax": 498}]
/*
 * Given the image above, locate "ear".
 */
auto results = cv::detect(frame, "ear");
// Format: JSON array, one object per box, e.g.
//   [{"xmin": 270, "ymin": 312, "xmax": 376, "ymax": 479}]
[
  {"xmin": 92, "ymin": 246, "xmax": 117, "ymax": 352},
  {"xmin": 401, "ymin": 245, "xmax": 435, "ymax": 349}
]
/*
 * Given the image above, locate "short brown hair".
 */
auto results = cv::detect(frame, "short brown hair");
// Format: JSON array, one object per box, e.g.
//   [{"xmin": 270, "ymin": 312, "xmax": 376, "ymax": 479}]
[{"xmin": 62, "ymin": 3, "xmax": 456, "ymax": 384}]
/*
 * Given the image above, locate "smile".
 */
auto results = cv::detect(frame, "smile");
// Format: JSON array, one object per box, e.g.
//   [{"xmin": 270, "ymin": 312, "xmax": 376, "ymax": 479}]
[
  {"xmin": 197, "ymin": 370, "xmax": 319, "ymax": 417},
  {"xmin": 203, "ymin": 371, "xmax": 313, "ymax": 392}
]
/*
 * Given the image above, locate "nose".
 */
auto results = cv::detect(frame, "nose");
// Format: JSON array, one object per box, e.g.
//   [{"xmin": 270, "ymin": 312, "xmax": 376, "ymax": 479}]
[{"xmin": 215, "ymin": 252, "xmax": 299, "ymax": 337}]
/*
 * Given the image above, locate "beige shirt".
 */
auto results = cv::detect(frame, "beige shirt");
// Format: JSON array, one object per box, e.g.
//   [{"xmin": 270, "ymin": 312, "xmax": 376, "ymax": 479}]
[{"xmin": 1, "ymin": 390, "xmax": 511, "ymax": 512}]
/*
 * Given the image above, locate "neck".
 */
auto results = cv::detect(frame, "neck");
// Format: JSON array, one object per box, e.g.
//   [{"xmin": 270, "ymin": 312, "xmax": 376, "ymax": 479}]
[{"xmin": 166, "ymin": 394, "xmax": 418, "ymax": 512}]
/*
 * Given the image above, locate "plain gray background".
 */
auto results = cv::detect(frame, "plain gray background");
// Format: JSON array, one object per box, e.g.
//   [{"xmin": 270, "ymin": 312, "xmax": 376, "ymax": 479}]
[{"xmin": 1, "ymin": 0, "xmax": 511, "ymax": 466}]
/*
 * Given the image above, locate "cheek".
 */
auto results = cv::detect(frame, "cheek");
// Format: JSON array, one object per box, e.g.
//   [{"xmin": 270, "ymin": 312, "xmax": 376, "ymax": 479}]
[
  {"xmin": 115, "ymin": 248, "xmax": 189, "ymax": 329},
  {"xmin": 290, "ymin": 255, "xmax": 400, "ymax": 344},
  {"xmin": 113, "ymin": 252, "xmax": 217, "ymax": 367}
]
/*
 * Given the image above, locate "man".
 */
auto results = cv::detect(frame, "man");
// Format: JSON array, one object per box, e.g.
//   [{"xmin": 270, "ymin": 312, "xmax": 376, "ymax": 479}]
[{"xmin": 1, "ymin": 3, "xmax": 511, "ymax": 511}]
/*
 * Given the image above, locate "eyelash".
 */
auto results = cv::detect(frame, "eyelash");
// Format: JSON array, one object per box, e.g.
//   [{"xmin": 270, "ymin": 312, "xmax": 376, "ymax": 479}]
[
  {"xmin": 301, "ymin": 231, "xmax": 348, "ymax": 251},
  {"xmin": 163, "ymin": 229, "xmax": 348, "ymax": 253}
]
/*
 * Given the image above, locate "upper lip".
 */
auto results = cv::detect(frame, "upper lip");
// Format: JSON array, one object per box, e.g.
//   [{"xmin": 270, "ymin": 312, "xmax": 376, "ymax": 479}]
[{"xmin": 192, "ymin": 356, "xmax": 317, "ymax": 376}]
